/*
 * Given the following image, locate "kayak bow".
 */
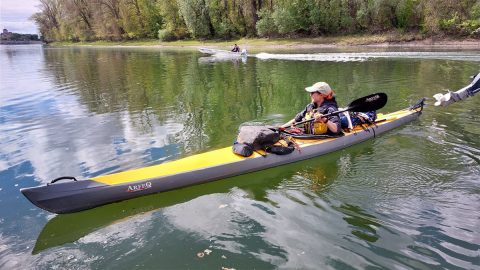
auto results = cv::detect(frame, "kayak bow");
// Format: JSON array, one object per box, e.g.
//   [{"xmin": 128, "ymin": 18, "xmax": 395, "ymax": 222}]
[{"xmin": 21, "ymin": 102, "xmax": 424, "ymax": 214}]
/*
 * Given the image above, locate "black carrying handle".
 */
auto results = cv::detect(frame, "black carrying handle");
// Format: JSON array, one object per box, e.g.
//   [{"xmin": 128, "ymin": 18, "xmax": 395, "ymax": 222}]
[
  {"xmin": 48, "ymin": 176, "xmax": 78, "ymax": 185},
  {"xmin": 409, "ymin": 97, "xmax": 426, "ymax": 111}
]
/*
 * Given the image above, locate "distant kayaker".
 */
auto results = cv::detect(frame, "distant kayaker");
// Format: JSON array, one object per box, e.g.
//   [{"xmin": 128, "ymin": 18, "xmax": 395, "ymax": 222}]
[
  {"xmin": 282, "ymin": 82, "xmax": 341, "ymax": 135},
  {"xmin": 231, "ymin": 44, "xmax": 240, "ymax": 52}
]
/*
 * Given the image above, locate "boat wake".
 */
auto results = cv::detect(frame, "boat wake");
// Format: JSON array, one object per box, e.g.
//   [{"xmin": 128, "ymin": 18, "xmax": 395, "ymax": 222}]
[
  {"xmin": 254, "ymin": 52, "xmax": 480, "ymax": 62},
  {"xmin": 255, "ymin": 52, "xmax": 367, "ymax": 62}
]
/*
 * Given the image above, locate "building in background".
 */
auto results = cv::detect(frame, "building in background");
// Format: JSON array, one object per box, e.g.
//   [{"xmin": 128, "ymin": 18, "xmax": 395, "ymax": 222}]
[
  {"xmin": 1, "ymin": 29, "xmax": 13, "ymax": 40},
  {"xmin": 1, "ymin": 28, "xmax": 41, "ymax": 44}
]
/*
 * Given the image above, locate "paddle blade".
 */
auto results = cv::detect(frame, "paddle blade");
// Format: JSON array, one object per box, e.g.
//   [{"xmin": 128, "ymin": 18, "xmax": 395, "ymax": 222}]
[{"xmin": 347, "ymin": 93, "xmax": 388, "ymax": 112}]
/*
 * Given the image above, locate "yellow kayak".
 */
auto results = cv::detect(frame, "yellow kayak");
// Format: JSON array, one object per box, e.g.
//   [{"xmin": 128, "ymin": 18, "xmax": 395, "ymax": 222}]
[{"xmin": 21, "ymin": 102, "xmax": 424, "ymax": 214}]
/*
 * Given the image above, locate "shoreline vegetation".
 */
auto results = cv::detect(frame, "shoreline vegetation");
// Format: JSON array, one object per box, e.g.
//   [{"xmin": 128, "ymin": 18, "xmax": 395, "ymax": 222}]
[
  {"xmin": 50, "ymin": 33, "xmax": 480, "ymax": 51},
  {"xmin": 33, "ymin": 1, "xmax": 479, "ymax": 51}
]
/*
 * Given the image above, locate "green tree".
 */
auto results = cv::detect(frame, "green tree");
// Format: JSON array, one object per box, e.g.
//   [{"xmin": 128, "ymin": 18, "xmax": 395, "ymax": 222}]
[
  {"xmin": 177, "ymin": 0, "xmax": 214, "ymax": 38},
  {"xmin": 207, "ymin": 0, "xmax": 239, "ymax": 38},
  {"xmin": 142, "ymin": 0, "xmax": 163, "ymax": 38},
  {"xmin": 62, "ymin": 0, "xmax": 95, "ymax": 41},
  {"xmin": 31, "ymin": 0, "xmax": 62, "ymax": 42},
  {"xmin": 30, "ymin": 0, "xmax": 480, "ymax": 42},
  {"xmin": 272, "ymin": 0, "xmax": 310, "ymax": 35},
  {"xmin": 157, "ymin": 0, "xmax": 189, "ymax": 40},
  {"xmin": 356, "ymin": 0, "xmax": 373, "ymax": 30},
  {"xmin": 308, "ymin": 0, "xmax": 354, "ymax": 34},
  {"xmin": 437, "ymin": 0, "xmax": 480, "ymax": 36},
  {"xmin": 256, "ymin": 8, "xmax": 277, "ymax": 37},
  {"xmin": 96, "ymin": 0, "xmax": 126, "ymax": 40},
  {"xmin": 371, "ymin": 0, "xmax": 397, "ymax": 31}
]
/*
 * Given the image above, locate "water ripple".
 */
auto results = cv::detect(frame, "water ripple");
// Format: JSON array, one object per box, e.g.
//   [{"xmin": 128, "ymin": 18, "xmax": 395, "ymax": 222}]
[
  {"xmin": 1, "ymin": 46, "xmax": 479, "ymax": 269},
  {"xmin": 375, "ymin": 195, "xmax": 480, "ymax": 268}
]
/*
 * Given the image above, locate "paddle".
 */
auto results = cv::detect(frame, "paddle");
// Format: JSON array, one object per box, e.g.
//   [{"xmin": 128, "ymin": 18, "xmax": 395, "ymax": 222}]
[{"xmin": 281, "ymin": 92, "xmax": 388, "ymax": 129}]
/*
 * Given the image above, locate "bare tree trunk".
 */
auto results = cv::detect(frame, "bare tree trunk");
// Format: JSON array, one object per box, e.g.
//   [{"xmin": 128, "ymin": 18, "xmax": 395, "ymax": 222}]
[
  {"xmin": 73, "ymin": 0, "xmax": 93, "ymax": 30},
  {"xmin": 201, "ymin": 0, "xmax": 215, "ymax": 37},
  {"xmin": 40, "ymin": 0, "xmax": 60, "ymax": 30},
  {"xmin": 251, "ymin": 0, "xmax": 258, "ymax": 26},
  {"xmin": 98, "ymin": 0, "xmax": 126, "ymax": 36},
  {"xmin": 128, "ymin": 0, "xmax": 146, "ymax": 34}
]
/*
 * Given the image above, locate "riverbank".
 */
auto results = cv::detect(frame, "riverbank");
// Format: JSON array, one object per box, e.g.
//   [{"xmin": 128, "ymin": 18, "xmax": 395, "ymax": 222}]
[
  {"xmin": 50, "ymin": 33, "xmax": 479, "ymax": 51},
  {"xmin": 0, "ymin": 40, "xmax": 43, "ymax": 45}
]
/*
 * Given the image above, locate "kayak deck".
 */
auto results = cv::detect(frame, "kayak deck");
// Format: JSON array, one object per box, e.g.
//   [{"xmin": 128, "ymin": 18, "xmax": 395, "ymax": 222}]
[
  {"xmin": 93, "ymin": 107, "xmax": 418, "ymax": 186},
  {"xmin": 93, "ymin": 147, "xmax": 253, "ymax": 185}
]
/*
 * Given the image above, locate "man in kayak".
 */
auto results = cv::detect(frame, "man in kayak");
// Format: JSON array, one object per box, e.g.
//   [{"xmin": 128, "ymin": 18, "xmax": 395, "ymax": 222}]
[
  {"xmin": 231, "ymin": 44, "xmax": 240, "ymax": 52},
  {"xmin": 282, "ymin": 82, "xmax": 341, "ymax": 135}
]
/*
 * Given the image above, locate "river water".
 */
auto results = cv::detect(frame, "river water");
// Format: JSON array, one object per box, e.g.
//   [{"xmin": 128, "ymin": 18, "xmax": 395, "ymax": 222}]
[{"xmin": 0, "ymin": 45, "xmax": 479, "ymax": 269}]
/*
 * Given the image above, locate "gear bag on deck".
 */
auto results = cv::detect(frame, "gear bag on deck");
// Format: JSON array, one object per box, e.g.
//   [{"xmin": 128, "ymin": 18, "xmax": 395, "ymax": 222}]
[
  {"xmin": 237, "ymin": 126, "xmax": 280, "ymax": 149},
  {"xmin": 233, "ymin": 126, "xmax": 295, "ymax": 157}
]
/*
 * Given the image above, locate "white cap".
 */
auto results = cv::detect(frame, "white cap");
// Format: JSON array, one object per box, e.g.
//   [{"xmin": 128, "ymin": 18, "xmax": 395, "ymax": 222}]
[{"xmin": 305, "ymin": 82, "xmax": 332, "ymax": 95}]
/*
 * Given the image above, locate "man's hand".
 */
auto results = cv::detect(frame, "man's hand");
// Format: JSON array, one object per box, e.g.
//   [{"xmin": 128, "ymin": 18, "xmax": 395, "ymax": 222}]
[{"xmin": 314, "ymin": 113, "xmax": 328, "ymax": 123}]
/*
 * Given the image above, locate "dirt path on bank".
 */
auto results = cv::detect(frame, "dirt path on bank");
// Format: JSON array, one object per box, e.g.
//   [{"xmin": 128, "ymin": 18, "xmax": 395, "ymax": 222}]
[
  {"xmin": 58, "ymin": 36, "xmax": 479, "ymax": 50},
  {"xmin": 147, "ymin": 38, "xmax": 480, "ymax": 51}
]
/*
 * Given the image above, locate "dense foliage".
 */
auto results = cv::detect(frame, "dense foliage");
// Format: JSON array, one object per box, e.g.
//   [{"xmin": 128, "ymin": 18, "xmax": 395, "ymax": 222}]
[
  {"xmin": 31, "ymin": 0, "xmax": 480, "ymax": 42},
  {"xmin": 1, "ymin": 31, "xmax": 40, "ymax": 41}
]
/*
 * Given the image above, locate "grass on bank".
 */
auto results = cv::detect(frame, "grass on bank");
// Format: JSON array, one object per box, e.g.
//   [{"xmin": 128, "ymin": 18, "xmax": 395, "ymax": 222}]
[
  {"xmin": 51, "ymin": 32, "xmax": 421, "ymax": 45},
  {"xmin": 50, "ymin": 31, "xmax": 476, "ymax": 49}
]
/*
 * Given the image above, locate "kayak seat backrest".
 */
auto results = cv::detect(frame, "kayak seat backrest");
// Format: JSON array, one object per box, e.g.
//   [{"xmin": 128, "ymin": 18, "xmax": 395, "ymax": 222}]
[
  {"xmin": 341, "ymin": 109, "xmax": 353, "ymax": 130},
  {"xmin": 340, "ymin": 111, "xmax": 377, "ymax": 130}
]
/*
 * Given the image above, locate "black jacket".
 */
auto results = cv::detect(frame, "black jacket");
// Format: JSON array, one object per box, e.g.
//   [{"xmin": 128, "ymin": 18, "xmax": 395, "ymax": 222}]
[{"xmin": 294, "ymin": 99, "xmax": 341, "ymax": 134}]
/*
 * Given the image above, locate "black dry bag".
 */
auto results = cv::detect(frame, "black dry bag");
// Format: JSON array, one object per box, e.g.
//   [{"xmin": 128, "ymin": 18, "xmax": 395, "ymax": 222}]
[
  {"xmin": 232, "ymin": 126, "xmax": 280, "ymax": 157},
  {"xmin": 237, "ymin": 126, "xmax": 280, "ymax": 150}
]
